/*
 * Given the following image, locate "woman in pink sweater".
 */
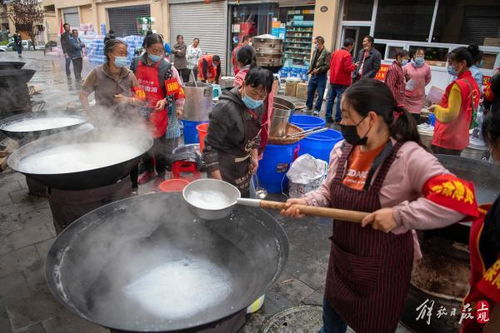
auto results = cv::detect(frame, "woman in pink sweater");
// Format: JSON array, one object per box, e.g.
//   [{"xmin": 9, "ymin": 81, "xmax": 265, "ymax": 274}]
[{"xmin": 282, "ymin": 79, "xmax": 478, "ymax": 333}]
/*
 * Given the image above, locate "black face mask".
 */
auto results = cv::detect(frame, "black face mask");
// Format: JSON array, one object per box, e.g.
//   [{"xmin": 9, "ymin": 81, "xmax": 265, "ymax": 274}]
[{"xmin": 340, "ymin": 117, "xmax": 368, "ymax": 146}]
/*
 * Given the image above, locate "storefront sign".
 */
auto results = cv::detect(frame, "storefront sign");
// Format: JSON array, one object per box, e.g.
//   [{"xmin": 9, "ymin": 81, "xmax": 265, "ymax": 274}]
[{"xmin": 374, "ymin": 64, "xmax": 390, "ymax": 82}]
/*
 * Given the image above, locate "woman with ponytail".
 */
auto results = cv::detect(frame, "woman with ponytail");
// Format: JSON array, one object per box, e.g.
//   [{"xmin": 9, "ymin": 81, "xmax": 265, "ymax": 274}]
[
  {"xmin": 282, "ymin": 79, "xmax": 479, "ymax": 333},
  {"xmin": 233, "ymin": 45, "xmax": 257, "ymax": 87},
  {"xmin": 429, "ymin": 44, "xmax": 481, "ymax": 156}
]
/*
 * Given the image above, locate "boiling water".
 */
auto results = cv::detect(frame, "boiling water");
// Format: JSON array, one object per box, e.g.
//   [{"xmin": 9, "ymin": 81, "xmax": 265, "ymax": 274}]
[
  {"xmin": 19, "ymin": 142, "xmax": 141, "ymax": 174},
  {"xmin": 187, "ymin": 190, "xmax": 234, "ymax": 210},
  {"xmin": 124, "ymin": 258, "xmax": 232, "ymax": 319},
  {"xmin": 3, "ymin": 117, "xmax": 85, "ymax": 132}
]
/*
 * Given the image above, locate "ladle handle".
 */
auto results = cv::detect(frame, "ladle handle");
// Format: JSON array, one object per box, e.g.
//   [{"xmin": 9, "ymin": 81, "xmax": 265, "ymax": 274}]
[{"xmin": 259, "ymin": 200, "xmax": 369, "ymax": 223}]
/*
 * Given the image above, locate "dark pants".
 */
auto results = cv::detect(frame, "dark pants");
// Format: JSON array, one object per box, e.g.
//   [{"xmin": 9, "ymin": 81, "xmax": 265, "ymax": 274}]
[
  {"xmin": 319, "ymin": 297, "xmax": 347, "ymax": 333},
  {"xmin": 72, "ymin": 57, "xmax": 83, "ymax": 81},
  {"xmin": 326, "ymin": 84, "xmax": 348, "ymax": 122},
  {"xmin": 179, "ymin": 68, "xmax": 190, "ymax": 83},
  {"xmin": 306, "ymin": 73, "xmax": 327, "ymax": 111},
  {"xmin": 65, "ymin": 56, "xmax": 72, "ymax": 77},
  {"xmin": 143, "ymin": 136, "xmax": 168, "ymax": 175},
  {"xmin": 192, "ymin": 68, "xmax": 198, "ymax": 82},
  {"xmin": 16, "ymin": 44, "xmax": 22, "ymax": 56},
  {"xmin": 431, "ymin": 144, "xmax": 462, "ymax": 156}
]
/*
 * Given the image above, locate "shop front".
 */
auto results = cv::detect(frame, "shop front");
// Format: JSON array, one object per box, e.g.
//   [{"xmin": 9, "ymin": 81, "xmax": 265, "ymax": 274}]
[
  {"xmin": 227, "ymin": 1, "xmax": 317, "ymax": 76},
  {"xmin": 336, "ymin": 0, "xmax": 500, "ymax": 90}
]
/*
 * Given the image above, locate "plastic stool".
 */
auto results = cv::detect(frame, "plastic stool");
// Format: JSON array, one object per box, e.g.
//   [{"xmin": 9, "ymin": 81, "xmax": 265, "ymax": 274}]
[{"xmin": 171, "ymin": 161, "xmax": 201, "ymax": 181}]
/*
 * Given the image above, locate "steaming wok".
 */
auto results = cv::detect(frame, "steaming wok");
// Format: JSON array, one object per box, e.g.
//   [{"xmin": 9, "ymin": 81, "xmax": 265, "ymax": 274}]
[
  {"xmin": 0, "ymin": 111, "xmax": 87, "ymax": 140},
  {"xmin": 426, "ymin": 155, "xmax": 500, "ymax": 244},
  {"xmin": 46, "ymin": 193, "xmax": 289, "ymax": 332},
  {"xmin": 8, "ymin": 126, "xmax": 152, "ymax": 190}
]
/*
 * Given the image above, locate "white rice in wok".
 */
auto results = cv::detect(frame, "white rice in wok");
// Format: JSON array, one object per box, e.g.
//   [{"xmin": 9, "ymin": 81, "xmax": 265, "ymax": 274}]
[
  {"xmin": 124, "ymin": 258, "xmax": 232, "ymax": 319},
  {"xmin": 19, "ymin": 142, "xmax": 141, "ymax": 174},
  {"xmin": 2, "ymin": 117, "xmax": 85, "ymax": 132}
]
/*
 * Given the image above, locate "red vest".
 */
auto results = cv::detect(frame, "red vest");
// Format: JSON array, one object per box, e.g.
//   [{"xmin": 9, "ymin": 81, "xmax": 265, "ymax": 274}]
[
  {"xmin": 432, "ymin": 70, "xmax": 480, "ymax": 150},
  {"xmin": 197, "ymin": 55, "xmax": 217, "ymax": 82},
  {"xmin": 135, "ymin": 60, "xmax": 168, "ymax": 138}
]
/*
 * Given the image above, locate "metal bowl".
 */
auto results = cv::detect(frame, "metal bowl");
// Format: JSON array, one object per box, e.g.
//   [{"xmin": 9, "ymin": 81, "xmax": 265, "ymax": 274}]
[{"xmin": 183, "ymin": 179, "xmax": 241, "ymax": 220}]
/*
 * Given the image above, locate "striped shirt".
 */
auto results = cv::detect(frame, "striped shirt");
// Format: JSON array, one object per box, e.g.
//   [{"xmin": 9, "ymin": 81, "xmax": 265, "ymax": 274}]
[{"xmin": 385, "ymin": 61, "xmax": 406, "ymax": 107}]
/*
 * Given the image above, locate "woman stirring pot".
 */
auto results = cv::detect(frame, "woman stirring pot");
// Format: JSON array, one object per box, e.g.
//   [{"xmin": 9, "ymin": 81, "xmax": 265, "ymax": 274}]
[
  {"xmin": 203, "ymin": 67, "xmax": 273, "ymax": 198},
  {"xmin": 282, "ymin": 79, "xmax": 479, "ymax": 333}
]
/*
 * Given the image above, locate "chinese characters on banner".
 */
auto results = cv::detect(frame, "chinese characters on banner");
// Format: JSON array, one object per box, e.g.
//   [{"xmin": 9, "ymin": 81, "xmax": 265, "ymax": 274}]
[
  {"xmin": 374, "ymin": 64, "xmax": 390, "ymax": 82},
  {"xmin": 416, "ymin": 299, "xmax": 490, "ymax": 326}
]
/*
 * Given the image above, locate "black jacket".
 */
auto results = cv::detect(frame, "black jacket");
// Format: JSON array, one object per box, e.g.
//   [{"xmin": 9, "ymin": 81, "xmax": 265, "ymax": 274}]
[
  {"xmin": 203, "ymin": 88, "xmax": 263, "ymax": 172},
  {"xmin": 60, "ymin": 31, "xmax": 71, "ymax": 54},
  {"xmin": 354, "ymin": 47, "xmax": 382, "ymax": 80}
]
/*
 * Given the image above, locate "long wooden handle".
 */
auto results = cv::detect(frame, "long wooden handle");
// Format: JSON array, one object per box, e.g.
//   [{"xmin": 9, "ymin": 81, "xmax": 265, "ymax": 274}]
[{"xmin": 259, "ymin": 200, "xmax": 369, "ymax": 223}]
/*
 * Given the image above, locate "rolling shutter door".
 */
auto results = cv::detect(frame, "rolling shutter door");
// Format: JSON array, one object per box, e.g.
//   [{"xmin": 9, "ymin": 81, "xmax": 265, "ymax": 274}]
[
  {"xmin": 108, "ymin": 5, "xmax": 151, "ymax": 37},
  {"xmin": 169, "ymin": 1, "xmax": 227, "ymax": 74},
  {"xmin": 62, "ymin": 7, "xmax": 80, "ymax": 29}
]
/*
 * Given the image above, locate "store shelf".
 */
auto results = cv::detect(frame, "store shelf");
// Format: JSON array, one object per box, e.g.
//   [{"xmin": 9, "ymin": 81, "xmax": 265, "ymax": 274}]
[{"xmin": 284, "ymin": 41, "xmax": 311, "ymax": 45}]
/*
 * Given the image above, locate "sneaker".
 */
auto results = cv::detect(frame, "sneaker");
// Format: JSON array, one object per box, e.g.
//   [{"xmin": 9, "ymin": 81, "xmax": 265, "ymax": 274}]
[
  {"xmin": 138, "ymin": 171, "xmax": 156, "ymax": 185},
  {"xmin": 313, "ymin": 110, "xmax": 320, "ymax": 116}
]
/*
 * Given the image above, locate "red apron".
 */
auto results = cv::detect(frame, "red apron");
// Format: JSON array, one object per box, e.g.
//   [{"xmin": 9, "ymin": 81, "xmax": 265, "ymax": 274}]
[
  {"xmin": 135, "ymin": 60, "xmax": 168, "ymax": 138},
  {"xmin": 461, "ymin": 204, "xmax": 497, "ymax": 333},
  {"xmin": 432, "ymin": 70, "xmax": 480, "ymax": 151},
  {"xmin": 327, "ymin": 141, "xmax": 413, "ymax": 333}
]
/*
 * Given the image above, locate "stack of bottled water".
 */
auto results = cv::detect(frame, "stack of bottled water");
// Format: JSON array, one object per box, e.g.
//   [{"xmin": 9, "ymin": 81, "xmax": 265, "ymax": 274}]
[{"xmin": 85, "ymin": 35, "xmax": 145, "ymax": 65}]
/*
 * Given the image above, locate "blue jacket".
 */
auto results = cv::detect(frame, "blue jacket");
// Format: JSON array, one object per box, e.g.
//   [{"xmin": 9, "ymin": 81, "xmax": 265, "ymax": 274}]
[{"xmin": 68, "ymin": 37, "xmax": 85, "ymax": 59}]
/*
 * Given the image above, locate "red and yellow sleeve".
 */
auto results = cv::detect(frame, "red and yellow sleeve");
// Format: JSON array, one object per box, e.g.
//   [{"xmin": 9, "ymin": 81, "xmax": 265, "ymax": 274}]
[
  {"xmin": 484, "ymin": 81, "xmax": 494, "ymax": 103},
  {"xmin": 132, "ymin": 86, "xmax": 146, "ymax": 101},
  {"xmin": 422, "ymin": 174, "xmax": 479, "ymax": 218},
  {"xmin": 477, "ymin": 259, "xmax": 500, "ymax": 303},
  {"xmin": 164, "ymin": 78, "xmax": 185, "ymax": 100}
]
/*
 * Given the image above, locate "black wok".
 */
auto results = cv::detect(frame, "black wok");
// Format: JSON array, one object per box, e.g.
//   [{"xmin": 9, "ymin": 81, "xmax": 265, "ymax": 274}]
[
  {"xmin": 7, "ymin": 126, "xmax": 152, "ymax": 190},
  {"xmin": 0, "ymin": 111, "xmax": 87, "ymax": 141},
  {"xmin": 45, "ymin": 193, "xmax": 289, "ymax": 332},
  {"xmin": 0, "ymin": 69, "xmax": 35, "ymax": 87},
  {"xmin": 0, "ymin": 61, "xmax": 25, "ymax": 70}
]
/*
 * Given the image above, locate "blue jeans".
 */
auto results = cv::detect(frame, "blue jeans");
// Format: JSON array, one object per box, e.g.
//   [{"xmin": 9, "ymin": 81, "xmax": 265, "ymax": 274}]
[
  {"xmin": 306, "ymin": 73, "xmax": 327, "ymax": 111},
  {"xmin": 319, "ymin": 297, "xmax": 348, "ymax": 333},
  {"xmin": 326, "ymin": 84, "xmax": 348, "ymax": 122}
]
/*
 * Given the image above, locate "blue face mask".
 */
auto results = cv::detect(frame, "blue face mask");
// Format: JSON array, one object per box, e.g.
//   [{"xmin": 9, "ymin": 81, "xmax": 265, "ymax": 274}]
[
  {"xmin": 447, "ymin": 65, "xmax": 458, "ymax": 76},
  {"xmin": 242, "ymin": 94, "xmax": 264, "ymax": 109},
  {"xmin": 414, "ymin": 57, "xmax": 425, "ymax": 67},
  {"xmin": 401, "ymin": 59, "xmax": 409, "ymax": 66},
  {"xmin": 114, "ymin": 56, "xmax": 129, "ymax": 68},
  {"xmin": 148, "ymin": 53, "xmax": 162, "ymax": 63}
]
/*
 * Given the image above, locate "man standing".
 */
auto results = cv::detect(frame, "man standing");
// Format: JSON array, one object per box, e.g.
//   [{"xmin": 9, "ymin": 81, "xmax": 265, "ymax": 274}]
[
  {"xmin": 173, "ymin": 35, "xmax": 189, "ymax": 83},
  {"xmin": 13, "ymin": 32, "xmax": 23, "ymax": 58},
  {"xmin": 353, "ymin": 35, "xmax": 381, "ymax": 81},
  {"xmin": 325, "ymin": 38, "xmax": 357, "ymax": 123},
  {"xmin": 306, "ymin": 36, "xmax": 331, "ymax": 116},
  {"xmin": 68, "ymin": 29, "xmax": 85, "ymax": 83},
  {"xmin": 232, "ymin": 35, "xmax": 252, "ymax": 75},
  {"xmin": 60, "ymin": 23, "xmax": 72, "ymax": 80}
]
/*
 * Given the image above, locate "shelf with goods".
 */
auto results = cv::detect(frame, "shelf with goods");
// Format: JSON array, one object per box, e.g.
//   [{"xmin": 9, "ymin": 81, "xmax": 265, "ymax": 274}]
[{"xmin": 283, "ymin": 6, "xmax": 314, "ymax": 68}]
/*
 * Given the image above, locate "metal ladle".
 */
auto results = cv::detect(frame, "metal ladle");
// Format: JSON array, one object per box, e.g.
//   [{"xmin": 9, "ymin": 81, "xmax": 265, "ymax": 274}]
[{"xmin": 183, "ymin": 179, "xmax": 369, "ymax": 222}]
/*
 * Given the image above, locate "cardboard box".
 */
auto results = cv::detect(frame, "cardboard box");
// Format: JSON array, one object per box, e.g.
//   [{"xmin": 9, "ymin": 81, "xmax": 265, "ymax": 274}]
[
  {"xmin": 295, "ymin": 82, "xmax": 308, "ymax": 99},
  {"xmin": 285, "ymin": 81, "xmax": 298, "ymax": 97},
  {"xmin": 484, "ymin": 38, "xmax": 500, "ymax": 47}
]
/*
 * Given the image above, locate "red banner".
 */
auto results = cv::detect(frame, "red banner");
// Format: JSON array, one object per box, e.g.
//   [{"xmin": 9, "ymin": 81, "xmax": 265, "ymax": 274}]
[{"xmin": 374, "ymin": 64, "xmax": 390, "ymax": 82}]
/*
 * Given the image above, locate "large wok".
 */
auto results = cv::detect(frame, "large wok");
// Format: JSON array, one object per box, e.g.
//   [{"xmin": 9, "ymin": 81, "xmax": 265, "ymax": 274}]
[
  {"xmin": 0, "ymin": 111, "xmax": 87, "ymax": 141},
  {"xmin": 46, "ymin": 193, "xmax": 289, "ymax": 332},
  {"xmin": 0, "ymin": 61, "xmax": 25, "ymax": 70},
  {"xmin": 8, "ymin": 126, "xmax": 152, "ymax": 190}
]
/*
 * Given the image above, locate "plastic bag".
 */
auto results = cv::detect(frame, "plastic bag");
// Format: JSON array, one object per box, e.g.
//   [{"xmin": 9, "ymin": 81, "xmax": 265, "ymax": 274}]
[{"xmin": 287, "ymin": 154, "xmax": 328, "ymax": 184}]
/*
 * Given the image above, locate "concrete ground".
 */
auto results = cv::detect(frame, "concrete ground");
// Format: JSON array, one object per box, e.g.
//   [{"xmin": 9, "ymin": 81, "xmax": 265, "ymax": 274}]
[{"xmin": 0, "ymin": 51, "xmax": 411, "ymax": 332}]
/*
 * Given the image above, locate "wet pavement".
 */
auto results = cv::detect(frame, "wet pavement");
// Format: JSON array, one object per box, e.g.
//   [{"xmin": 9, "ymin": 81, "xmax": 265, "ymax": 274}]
[{"xmin": 0, "ymin": 51, "xmax": 411, "ymax": 332}]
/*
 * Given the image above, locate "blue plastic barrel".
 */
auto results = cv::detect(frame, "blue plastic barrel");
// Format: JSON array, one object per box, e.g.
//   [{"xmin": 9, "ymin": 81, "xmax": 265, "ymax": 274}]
[
  {"xmin": 290, "ymin": 115, "xmax": 326, "ymax": 130},
  {"xmin": 299, "ymin": 129, "xmax": 343, "ymax": 163},
  {"xmin": 257, "ymin": 143, "xmax": 299, "ymax": 193},
  {"xmin": 182, "ymin": 120, "xmax": 208, "ymax": 144}
]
